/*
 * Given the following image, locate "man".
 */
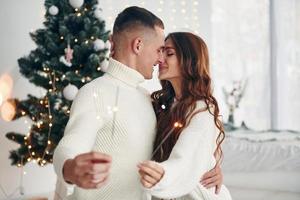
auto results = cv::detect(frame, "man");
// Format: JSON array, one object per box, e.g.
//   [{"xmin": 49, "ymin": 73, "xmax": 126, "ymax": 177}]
[{"xmin": 53, "ymin": 6, "xmax": 222, "ymax": 200}]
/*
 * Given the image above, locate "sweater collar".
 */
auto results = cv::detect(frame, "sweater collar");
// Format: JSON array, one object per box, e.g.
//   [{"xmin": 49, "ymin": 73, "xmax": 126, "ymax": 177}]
[{"xmin": 106, "ymin": 58, "xmax": 145, "ymax": 87}]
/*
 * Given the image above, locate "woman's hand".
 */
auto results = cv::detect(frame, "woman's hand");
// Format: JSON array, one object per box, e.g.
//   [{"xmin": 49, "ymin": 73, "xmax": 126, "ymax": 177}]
[
  {"xmin": 200, "ymin": 165, "xmax": 223, "ymax": 194},
  {"xmin": 137, "ymin": 160, "xmax": 164, "ymax": 188}
]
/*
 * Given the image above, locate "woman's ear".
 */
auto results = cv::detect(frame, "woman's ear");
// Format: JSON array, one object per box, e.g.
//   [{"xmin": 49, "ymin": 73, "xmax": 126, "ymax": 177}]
[{"xmin": 132, "ymin": 37, "xmax": 143, "ymax": 55}]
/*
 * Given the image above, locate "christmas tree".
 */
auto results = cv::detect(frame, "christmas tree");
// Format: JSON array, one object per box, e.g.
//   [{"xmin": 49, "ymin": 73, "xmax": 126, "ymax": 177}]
[{"xmin": 4, "ymin": 0, "xmax": 110, "ymax": 167}]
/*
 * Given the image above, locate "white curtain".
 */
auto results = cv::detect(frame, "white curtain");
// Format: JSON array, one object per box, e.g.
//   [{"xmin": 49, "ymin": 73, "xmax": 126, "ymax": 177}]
[
  {"xmin": 274, "ymin": 0, "xmax": 300, "ymax": 131},
  {"xmin": 211, "ymin": 0, "xmax": 271, "ymax": 130}
]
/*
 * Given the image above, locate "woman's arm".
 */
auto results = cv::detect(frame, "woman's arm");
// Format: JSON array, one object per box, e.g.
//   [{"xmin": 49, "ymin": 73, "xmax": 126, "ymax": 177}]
[{"xmin": 140, "ymin": 106, "xmax": 217, "ymax": 199}]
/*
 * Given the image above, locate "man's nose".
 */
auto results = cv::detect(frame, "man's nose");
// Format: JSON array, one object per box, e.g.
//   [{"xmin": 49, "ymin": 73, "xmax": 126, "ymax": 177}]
[{"xmin": 158, "ymin": 52, "xmax": 165, "ymax": 64}]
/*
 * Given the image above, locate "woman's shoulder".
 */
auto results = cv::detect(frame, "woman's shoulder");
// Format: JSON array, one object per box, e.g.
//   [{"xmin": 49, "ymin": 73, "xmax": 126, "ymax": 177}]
[{"xmin": 193, "ymin": 100, "xmax": 215, "ymax": 121}]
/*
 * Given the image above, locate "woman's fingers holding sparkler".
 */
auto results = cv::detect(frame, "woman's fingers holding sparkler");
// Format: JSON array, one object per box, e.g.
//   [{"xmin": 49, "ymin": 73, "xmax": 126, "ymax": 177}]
[{"xmin": 137, "ymin": 160, "xmax": 164, "ymax": 188}]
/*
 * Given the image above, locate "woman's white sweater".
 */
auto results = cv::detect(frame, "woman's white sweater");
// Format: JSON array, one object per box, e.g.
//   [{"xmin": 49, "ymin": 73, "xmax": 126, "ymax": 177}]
[
  {"xmin": 53, "ymin": 58, "xmax": 157, "ymax": 200},
  {"xmin": 144, "ymin": 101, "xmax": 232, "ymax": 200}
]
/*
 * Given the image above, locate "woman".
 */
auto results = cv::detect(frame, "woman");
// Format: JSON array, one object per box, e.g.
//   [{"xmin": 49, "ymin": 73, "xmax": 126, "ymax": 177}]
[{"xmin": 138, "ymin": 32, "xmax": 232, "ymax": 200}]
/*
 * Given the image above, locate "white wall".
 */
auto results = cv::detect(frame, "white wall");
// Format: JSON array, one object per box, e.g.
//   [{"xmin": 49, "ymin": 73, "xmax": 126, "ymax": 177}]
[{"xmin": 0, "ymin": 0, "xmax": 212, "ymax": 198}]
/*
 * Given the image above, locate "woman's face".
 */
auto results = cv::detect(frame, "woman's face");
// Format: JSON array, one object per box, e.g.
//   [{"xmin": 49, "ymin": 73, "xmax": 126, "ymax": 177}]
[{"xmin": 158, "ymin": 38, "xmax": 181, "ymax": 81}]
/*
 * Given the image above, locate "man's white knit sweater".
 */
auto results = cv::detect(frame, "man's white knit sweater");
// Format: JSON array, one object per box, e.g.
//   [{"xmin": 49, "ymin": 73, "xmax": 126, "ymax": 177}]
[{"xmin": 53, "ymin": 58, "xmax": 157, "ymax": 200}]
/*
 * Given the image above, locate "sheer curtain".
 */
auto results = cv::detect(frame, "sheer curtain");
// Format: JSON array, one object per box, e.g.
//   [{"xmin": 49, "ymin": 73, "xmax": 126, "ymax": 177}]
[
  {"xmin": 274, "ymin": 0, "xmax": 300, "ymax": 131},
  {"xmin": 211, "ymin": 0, "xmax": 271, "ymax": 130}
]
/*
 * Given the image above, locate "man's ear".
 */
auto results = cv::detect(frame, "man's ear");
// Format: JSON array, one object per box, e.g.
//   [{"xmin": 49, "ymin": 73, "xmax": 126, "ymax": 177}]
[{"xmin": 132, "ymin": 37, "xmax": 143, "ymax": 55}]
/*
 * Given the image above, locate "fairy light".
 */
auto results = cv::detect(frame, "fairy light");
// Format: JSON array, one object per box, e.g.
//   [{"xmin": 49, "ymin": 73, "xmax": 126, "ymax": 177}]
[
  {"xmin": 75, "ymin": 8, "xmax": 78, "ymax": 12},
  {"xmin": 47, "ymin": 140, "xmax": 51, "ymax": 145},
  {"xmin": 60, "ymin": 36, "xmax": 64, "ymax": 40},
  {"xmin": 77, "ymin": 12, "xmax": 82, "ymax": 17},
  {"xmin": 28, "ymin": 145, "xmax": 32, "ymax": 149},
  {"xmin": 21, "ymin": 111, "xmax": 26, "ymax": 115},
  {"xmin": 85, "ymin": 40, "xmax": 89, "ymax": 44},
  {"xmin": 90, "ymin": 36, "xmax": 95, "ymax": 40},
  {"xmin": 74, "ymin": 38, "xmax": 78, "ymax": 43},
  {"xmin": 97, "ymin": 67, "xmax": 101, "ymax": 71}
]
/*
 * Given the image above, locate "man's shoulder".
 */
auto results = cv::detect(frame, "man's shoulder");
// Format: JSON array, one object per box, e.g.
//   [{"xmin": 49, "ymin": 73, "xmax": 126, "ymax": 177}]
[{"xmin": 137, "ymin": 86, "xmax": 151, "ymax": 96}]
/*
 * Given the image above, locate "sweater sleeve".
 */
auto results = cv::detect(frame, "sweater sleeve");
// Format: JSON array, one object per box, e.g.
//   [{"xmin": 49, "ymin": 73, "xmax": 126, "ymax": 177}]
[
  {"xmin": 146, "ymin": 105, "xmax": 217, "ymax": 199},
  {"xmin": 53, "ymin": 83, "xmax": 105, "ymax": 185}
]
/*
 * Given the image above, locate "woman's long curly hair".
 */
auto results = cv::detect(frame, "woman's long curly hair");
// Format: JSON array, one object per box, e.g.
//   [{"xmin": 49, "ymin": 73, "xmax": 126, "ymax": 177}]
[{"xmin": 151, "ymin": 32, "xmax": 225, "ymax": 165}]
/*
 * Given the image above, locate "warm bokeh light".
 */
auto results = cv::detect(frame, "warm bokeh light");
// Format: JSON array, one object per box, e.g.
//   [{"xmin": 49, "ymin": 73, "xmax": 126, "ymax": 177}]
[
  {"xmin": 0, "ymin": 73, "xmax": 14, "ymax": 101},
  {"xmin": 0, "ymin": 100, "xmax": 16, "ymax": 121}
]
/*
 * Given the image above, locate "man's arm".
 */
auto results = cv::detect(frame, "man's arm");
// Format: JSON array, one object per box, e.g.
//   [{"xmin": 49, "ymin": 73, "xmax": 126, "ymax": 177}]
[{"xmin": 53, "ymin": 83, "xmax": 111, "ymax": 189}]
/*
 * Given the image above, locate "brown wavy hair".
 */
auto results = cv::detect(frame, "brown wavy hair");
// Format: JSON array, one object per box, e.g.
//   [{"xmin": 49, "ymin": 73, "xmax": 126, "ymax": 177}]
[{"xmin": 151, "ymin": 32, "xmax": 225, "ymax": 166}]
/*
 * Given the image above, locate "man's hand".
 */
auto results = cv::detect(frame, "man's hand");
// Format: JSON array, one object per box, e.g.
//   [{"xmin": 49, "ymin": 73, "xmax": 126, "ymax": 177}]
[
  {"xmin": 200, "ymin": 165, "xmax": 223, "ymax": 194},
  {"xmin": 63, "ymin": 152, "xmax": 112, "ymax": 189},
  {"xmin": 137, "ymin": 161, "xmax": 164, "ymax": 188}
]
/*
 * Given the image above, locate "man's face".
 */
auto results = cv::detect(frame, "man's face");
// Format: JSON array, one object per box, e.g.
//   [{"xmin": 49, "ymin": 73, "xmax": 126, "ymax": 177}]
[{"xmin": 136, "ymin": 26, "xmax": 165, "ymax": 80}]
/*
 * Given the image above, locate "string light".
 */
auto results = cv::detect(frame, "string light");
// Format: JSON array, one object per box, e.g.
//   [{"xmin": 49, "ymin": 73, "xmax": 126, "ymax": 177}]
[
  {"xmin": 77, "ymin": 12, "xmax": 82, "ymax": 17},
  {"xmin": 60, "ymin": 36, "xmax": 64, "ymax": 40},
  {"xmin": 74, "ymin": 38, "xmax": 78, "ymax": 43}
]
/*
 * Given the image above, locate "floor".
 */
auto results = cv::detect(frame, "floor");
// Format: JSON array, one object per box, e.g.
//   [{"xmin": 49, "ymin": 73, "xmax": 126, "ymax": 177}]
[
  {"xmin": 228, "ymin": 186, "xmax": 300, "ymax": 200},
  {"xmin": 5, "ymin": 187, "xmax": 300, "ymax": 200}
]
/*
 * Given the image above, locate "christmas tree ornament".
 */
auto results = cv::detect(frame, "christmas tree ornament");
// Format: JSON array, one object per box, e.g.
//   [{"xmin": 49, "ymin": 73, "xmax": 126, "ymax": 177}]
[
  {"xmin": 59, "ymin": 56, "xmax": 72, "ymax": 67},
  {"xmin": 64, "ymin": 44, "xmax": 74, "ymax": 63},
  {"xmin": 59, "ymin": 44, "xmax": 73, "ymax": 67},
  {"xmin": 94, "ymin": 9, "xmax": 102, "ymax": 20},
  {"xmin": 49, "ymin": 5, "xmax": 59, "ymax": 15},
  {"xmin": 69, "ymin": 0, "xmax": 84, "ymax": 9},
  {"xmin": 100, "ymin": 59, "xmax": 109, "ymax": 72},
  {"xmin": 63, "ymin": 84, "xmax": 78, "ymax": 101},
  {"xmin": 93, "ymin": 39, "xmax": 105, "ymax": 51},
  {"xmin": 105, "ymin": 40, "xmax": 111, "ymax": 50}
]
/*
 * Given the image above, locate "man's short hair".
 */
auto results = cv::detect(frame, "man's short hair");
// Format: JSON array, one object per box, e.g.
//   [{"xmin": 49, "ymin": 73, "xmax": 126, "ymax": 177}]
[{"xmin": 113, "ymin": 6, "xmax": 164, "ymax": 34}]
